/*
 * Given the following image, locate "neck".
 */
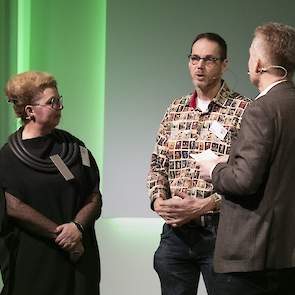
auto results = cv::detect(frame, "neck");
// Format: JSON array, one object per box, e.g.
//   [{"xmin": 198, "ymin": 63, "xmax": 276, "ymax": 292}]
[
  {"xmin": 258, "ymin": 75, "xmax": 289, "ymax": 92},
  {"xmin": 196, "ymin": 80, "xmax": 222, "ymax": 101},
  {"xmin": 22, "ymin": 122, "xmax": 53, "ymax": 139}
]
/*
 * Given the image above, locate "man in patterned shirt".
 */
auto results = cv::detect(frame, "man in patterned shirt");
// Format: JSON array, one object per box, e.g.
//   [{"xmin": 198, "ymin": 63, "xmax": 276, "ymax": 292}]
[{"xmin": 147, "ymin": 32, "xmax": 251, "ymax": 295}]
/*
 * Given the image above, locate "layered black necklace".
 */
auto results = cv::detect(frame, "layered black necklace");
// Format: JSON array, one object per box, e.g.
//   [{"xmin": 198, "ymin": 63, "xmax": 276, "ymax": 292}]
[{"xmin": 8, "ymin": 128, "xmax": 80, "ymax": 172}]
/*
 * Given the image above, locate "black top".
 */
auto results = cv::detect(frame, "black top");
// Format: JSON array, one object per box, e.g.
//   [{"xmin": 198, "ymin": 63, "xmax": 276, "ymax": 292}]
[{"xmin": 0, "ymin": 129, "xmax": 100, "ymax": 295}]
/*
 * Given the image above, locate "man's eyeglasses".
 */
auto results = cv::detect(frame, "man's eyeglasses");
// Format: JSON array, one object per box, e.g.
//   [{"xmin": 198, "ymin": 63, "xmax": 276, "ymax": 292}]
[
  {"xmin": 31, "ymin": 96, "xmax": 63, "ymax": 110},
  {"xmin": 188, "ymin": 54, "xmax": 223, "ymax": 65}
]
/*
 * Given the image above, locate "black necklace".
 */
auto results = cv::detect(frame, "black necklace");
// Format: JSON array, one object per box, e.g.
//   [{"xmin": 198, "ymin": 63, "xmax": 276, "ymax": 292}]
[{"xmin": 8, "ymin": 128, "xmax": 80, "ymax": 172}]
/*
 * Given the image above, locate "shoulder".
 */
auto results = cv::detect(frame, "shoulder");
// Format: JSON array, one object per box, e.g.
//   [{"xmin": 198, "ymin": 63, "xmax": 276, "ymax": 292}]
[
  {"xmin": 0, "ymin": 142, "xmax": 13, "ymax": 156},
  {"xmin": 229, "ymin": 91, "xmax": 253, "ymax": 104},
  {"xmin": 54, "ymin": 129, "xmax": 98, "ymax": 164},
  {"xmin": 167, "ymin": 94, "xmax": 192, "ymax": 112},
  {"xmin": 241, "ymin": 99, "xmax": 274, "ymax": 130},
  {"xmin": 218, "ymin": 83, "xmax": 252, "ymax": 111},
  {"xmin": 0, "ymin": 142, "xmax": 10, "ymax": 153},
  {"xmin": 231, "ymin": 92, "xmax": 252, "ymax": 104},
  {"xmin": 0, "ymin": 142, "xmax": 14, "ymax": 169},
  {"xmin": 160, "ymin": 94, "xmax": 192, "ymax": 124},
  {"xmin": 221, "ymin": 90, "xmax": 252, "ymax": 118},
  {"xmin": 54, "ymin": 129, "xmax": 85, "ymax": 147}
]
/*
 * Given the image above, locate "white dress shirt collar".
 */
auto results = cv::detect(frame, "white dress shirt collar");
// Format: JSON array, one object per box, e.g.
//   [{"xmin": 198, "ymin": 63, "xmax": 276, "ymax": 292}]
[{"xmin": 255, "ymin": 80, "xmax": 288, "ymax": 100}]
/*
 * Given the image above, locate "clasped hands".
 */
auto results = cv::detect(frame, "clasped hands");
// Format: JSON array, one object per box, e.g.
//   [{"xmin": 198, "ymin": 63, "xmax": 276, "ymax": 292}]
[
  {"xmin": 154, "ymin": 192, "xmax": 214, "ymax": 227},
  {"xmin": 55, "ymin": 222, "xmax": 84, "ymax": 262},
  {"xmin": 154, "ymin": 152, "xmax": 229, "ymax": 226}
]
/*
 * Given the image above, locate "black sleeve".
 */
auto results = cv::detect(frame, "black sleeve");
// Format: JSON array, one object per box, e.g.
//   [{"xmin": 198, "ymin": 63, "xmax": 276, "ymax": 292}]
[
  {"xmin": 74, "ymin": 149, "xmax": 102, "ymax": 227},
  {"xmin": 0, "ymin": 189, "xmax": 7, "ymax": 236}
]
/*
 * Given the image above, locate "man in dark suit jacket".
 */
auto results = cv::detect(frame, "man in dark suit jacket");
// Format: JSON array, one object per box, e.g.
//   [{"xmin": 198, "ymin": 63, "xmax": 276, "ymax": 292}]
[{"xmin": 197, "ymin": 22, "xmax": 295, "ymax": 295}]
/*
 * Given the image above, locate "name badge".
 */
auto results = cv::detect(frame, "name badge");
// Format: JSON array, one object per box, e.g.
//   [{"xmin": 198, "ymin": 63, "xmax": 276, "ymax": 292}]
[
  {"xmin": 80, "ymin": 146, "xmax": 90, "ymax": 167},
  {"xmin": 50, "ymin": 154, "xmax": 75, "ymax": 181},
  {"xmin": 209, "ymin": 121, "xmax": 227, "ymax": 140}
]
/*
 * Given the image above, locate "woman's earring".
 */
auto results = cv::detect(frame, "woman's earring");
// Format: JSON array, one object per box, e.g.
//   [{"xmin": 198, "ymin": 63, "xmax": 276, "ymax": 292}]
[{"xmin": 26, "ymin": 115, "xmax": 35, "ymax": 121}]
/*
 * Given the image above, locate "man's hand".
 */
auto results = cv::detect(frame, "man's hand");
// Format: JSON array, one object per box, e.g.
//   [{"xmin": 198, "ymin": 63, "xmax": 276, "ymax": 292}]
[
  {"xmin": 153, "ymin": 197, "xmax": 174, "ymax": 222},
  {"xmin": 154, "ymin": 193, "xmax": 215, "ymax": 227}
]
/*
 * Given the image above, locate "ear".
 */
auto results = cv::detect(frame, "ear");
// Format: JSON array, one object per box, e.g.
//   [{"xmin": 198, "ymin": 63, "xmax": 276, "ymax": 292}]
[
  {"xmin": 221, "ymin": 58, "xmax": 228, "ymax": 73},
  {"xmin": 255, "ymin": 58, "xmax": 264, "ymax": 74},
  {"xmin": 24, "ymin": 105, "xmax": 34, "ymax": 120}
]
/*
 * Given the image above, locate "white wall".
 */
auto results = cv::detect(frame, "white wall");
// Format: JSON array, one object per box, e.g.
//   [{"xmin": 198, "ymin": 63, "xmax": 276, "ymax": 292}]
[
  {"xmin": 101, "ymin": 1, "xmax": 295, "ymax": 294},
  {"xmin": 97, "ymin": 218, "xmax": 208, "ymax": 295},
  {"xmin": 103, "ymin": 0, "xmax": 295, "ymax": 217}
]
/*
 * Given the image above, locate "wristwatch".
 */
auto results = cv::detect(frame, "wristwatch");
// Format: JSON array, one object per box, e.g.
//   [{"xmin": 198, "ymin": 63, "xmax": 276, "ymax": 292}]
[{"xmin": 72, "ymin": 221, "xmax": 84, "ymax": 234}]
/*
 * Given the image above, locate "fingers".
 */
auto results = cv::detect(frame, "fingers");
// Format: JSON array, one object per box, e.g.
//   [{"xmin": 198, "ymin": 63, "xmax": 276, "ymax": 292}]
[
  {"xmin": 166, "ymin": 218, "xmax": 185, "ymax": 227},
  {"xmin": 55, "ymin": 224, "xmax": 65, "ymax": 232},
  {"xmin": 60, "ymin": 241, "xmax": 76, "ymax": 251},
  {"xmin": 56, "ymin": 235, "xmax": 81, "ymax": 248},
  {"xmin": 160, "ymin": 213, "xmax": 177, "ymax": 222},
  {"xmin": 55, "ymin": 223, "xmax": 82, "ymax": 247},
  {"xmin": 174, "ymin": 191, "xmax": 189, "ymax": 199}
]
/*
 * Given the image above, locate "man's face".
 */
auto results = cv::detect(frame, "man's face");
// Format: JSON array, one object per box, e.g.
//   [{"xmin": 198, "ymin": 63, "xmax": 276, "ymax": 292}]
[
  {"xmin": 248, "ymin": 37, "xmax": 260, "ymax": 87},
  {"xmin": 188, "ymin": 38, "xmax": 227, "ymax": 90}
]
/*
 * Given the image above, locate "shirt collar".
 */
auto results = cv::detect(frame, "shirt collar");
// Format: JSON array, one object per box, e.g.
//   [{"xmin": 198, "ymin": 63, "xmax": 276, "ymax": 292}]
[
  {"xmin": 188, "ymin": 80, "xmax": 233, "ymax": 109},
  {"xmin": 255, "ymin": 80, "xmax": 288, "ymax": 100}
]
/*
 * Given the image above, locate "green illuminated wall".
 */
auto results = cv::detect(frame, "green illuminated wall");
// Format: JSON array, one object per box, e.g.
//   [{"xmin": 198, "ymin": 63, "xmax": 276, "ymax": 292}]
[
  {"xmin": 0, "ymin": 0, "xmax": 106, "ymax": 170},
  {"xmin": 0, "ymin": 0, "xmax": 18, "ymax": 137}
]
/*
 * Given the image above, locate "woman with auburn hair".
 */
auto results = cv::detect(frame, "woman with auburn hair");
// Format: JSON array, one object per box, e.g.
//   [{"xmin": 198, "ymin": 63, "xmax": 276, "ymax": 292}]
[{"xmin": 0, "ymin": 71, "xmax": 102, "ymax": 295}]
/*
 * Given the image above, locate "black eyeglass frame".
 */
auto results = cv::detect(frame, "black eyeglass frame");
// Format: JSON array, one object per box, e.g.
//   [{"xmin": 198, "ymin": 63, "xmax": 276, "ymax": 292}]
[
  {"xmin": 30, "ymin": 96, "xmax": 63, "ymax": 110},
  {"xmin": 188, "ymin": 54, "xmax": 224, "ymax": 64}
]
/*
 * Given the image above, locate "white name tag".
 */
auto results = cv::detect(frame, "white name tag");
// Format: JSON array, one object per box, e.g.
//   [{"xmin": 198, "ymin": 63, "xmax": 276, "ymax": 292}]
[
  {"xmin": 209, "ymin": 121, "xmax": 227, "ymax": 140},
  {"xmin": 80, "ymin": 146, "xmax": 90, "ymax": 167},
  {"xmin": 50, "ymin": 154, "xmax": 75, "ymax": 181}
]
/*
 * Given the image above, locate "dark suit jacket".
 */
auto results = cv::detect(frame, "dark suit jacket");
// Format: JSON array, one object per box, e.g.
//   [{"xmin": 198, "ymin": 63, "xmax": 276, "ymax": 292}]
[{"xmin": 212, "ymin": 81, "xmax": 295, "ymax": 273}]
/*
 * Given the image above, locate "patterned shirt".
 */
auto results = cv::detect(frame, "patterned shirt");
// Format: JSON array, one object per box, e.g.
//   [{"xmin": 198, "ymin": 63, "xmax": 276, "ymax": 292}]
[{"xmin": 147, "ymin": 81, "xmax": 252, "ymax": 205}]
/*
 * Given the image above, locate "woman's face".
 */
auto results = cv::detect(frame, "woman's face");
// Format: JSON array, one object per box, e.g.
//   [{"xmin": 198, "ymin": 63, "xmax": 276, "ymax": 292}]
[{"xmin": 29, "ymin": 87, "xmax": 63, "ymax": 129}]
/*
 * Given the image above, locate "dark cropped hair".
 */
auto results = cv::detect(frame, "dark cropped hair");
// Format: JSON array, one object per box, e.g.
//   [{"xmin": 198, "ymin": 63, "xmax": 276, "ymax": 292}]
[
  {"xmin": 255, "ymin": 22, "xmax": 295, "ymax": 74},
  {"xmin": 190, "ymin": 32, "xmax": 227, "ymax": 60}
]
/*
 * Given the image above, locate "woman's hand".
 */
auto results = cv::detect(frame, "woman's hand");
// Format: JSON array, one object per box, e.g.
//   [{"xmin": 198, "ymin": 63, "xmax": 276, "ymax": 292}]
[{"xmin": 55, "ymin": 222, "xmax": 82, "ymax": 251}]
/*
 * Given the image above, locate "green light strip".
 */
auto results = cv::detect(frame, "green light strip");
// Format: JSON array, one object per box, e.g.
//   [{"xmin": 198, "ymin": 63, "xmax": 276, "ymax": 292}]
[
  {"xmin": 106, "ymin": 217, "xmax": 164, "ymax": 237},
  {"xmin": 16, "ymin": 0, "xmax": 31, "ymax": 129},
  {"xmin": 17, "ymin": 0, "xmax": 31, "ymax": 72},
  {"xmin": 15, "ymin": 0, "xmax": 106, "ymax": 177}
]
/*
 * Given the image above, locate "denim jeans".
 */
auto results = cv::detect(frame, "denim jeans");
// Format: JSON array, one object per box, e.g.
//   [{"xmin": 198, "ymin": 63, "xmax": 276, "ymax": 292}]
[
  {"xmin": 213, "ymin": 268, "xmax": 295, "ymax": 295},
  {"xmin": 154, "ymin": 222, "xmax": 218, "ymax": 295}
]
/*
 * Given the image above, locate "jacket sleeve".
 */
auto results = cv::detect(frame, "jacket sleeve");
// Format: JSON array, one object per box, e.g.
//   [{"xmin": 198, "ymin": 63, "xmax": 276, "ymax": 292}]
[{"xmin": 212, "ymin": 101, "xmax": 274, "ymax": 198}]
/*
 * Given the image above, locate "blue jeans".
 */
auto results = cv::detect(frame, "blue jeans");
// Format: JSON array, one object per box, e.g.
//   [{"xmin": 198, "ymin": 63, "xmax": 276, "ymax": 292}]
[
  {"xmin": 154, "ymin": 221, "xmax": 218, "ymax": 295},
  {"xmin": 213, "ymin": 268, "xmax": 295, "ymax": 295}
]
